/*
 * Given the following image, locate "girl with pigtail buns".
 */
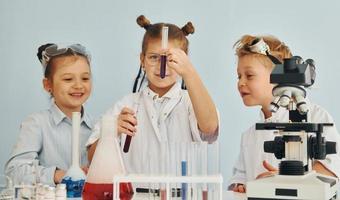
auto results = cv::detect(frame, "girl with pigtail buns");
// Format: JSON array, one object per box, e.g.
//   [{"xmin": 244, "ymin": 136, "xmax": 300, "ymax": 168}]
[{"xmin": 86, "ymin": 15, "xmax": 219, "ymax": 175}]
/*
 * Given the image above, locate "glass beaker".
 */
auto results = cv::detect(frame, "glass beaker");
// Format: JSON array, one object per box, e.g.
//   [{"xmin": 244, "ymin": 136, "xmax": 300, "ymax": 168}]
[{"xmin": 82, "ymin": 115, "xmax": 133, "ymax": 200}]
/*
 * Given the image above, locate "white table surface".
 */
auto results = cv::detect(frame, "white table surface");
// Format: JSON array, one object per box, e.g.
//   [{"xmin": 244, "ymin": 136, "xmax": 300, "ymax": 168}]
[
  {"xmin": 68, "ymin": 191, "xmax": 246, "ymax": 200},
  {"xmin": 224, "ymin": 191, "xmax": 246, "ymax": 200}
]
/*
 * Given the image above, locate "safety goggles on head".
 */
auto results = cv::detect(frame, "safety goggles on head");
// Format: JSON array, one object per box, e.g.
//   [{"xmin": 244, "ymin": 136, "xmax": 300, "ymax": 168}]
[
  {"xmin": 246, "ymin": 38, "xmax": 282, "ymax": 65},
  {"xmin": 40, "ymin": 44, "xmax": 91, "ymax": 68}
]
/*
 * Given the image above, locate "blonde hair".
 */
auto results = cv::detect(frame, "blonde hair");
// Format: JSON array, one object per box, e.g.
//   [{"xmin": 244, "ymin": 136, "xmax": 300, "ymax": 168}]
[{"xmin": 234, "ymin": 35, "xmax": 292, "ymax": 69}]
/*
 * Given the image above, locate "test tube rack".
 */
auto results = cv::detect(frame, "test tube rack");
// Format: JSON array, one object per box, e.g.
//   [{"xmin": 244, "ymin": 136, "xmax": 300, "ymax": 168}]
[{"xmin": 113, "ymin": 174, "xmax": 223, "ymax": 200}]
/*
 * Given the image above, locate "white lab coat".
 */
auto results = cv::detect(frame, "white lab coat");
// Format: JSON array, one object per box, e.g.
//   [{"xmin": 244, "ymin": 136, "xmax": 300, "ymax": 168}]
[
  {"xmin": 87, "ymin": 83, "xmax": 218, "ymax": 174},
  {"xmin": 228, "ymin": 100, "xmax": 340, "ymax": 186}
]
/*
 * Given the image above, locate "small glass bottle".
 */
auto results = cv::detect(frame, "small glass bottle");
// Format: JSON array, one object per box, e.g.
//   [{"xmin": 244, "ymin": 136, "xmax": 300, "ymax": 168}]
[
  {"xmin": 55, "ymin": 184, "xmax": 67, "ymax": 200},
  {"xmin": 44, "ymin": 186, "xmax": 55, "ymax": 200},
  {"xmin": 35, "ymin": 183, "xmax": 44, "ymax": 200}
]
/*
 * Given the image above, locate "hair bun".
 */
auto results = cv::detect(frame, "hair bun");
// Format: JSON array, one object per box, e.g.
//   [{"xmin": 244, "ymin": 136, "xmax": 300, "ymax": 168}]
[
  {"xmin": 137, "ymin": 15, "xmax": 151, "ymax": 30},
  {"xmin": 181, "ymin": 22, "xmax": 195, "ymax": 36},
  {"xmin": 37, "ymin": 43, "xmax": 55, "ymax": 63}
]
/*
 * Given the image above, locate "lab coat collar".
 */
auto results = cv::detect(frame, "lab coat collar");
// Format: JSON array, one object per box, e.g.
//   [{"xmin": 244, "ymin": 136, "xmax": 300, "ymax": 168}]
[
  {"xmin": 141, "ymin": 82, "xmax": 183, "ymax": 142},
  {"xmin": 144, "ymin": 82, "xmax": 182, "ymax": 100}
]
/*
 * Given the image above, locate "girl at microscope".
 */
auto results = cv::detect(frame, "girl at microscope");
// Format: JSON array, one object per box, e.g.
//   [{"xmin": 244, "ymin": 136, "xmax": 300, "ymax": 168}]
[{"xmin": 228, "ymin": 34, "xmax": 340, "ymax": 193}]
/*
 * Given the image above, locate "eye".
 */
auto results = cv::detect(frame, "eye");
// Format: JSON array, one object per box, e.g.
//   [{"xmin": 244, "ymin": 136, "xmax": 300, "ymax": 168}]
[
  {"xmin": 82, "ymin": 77, "xmax": 90, "ymax": 81},
  {"xmin": 151, "ymin": 55, "xmax": 159, "ymax": 60},
  {"xmin": 63, "ymin": 78, "xmax": 72, "ymax": 81},
  {"xmin": 148, "ymin": 54, "xmax": 160, "ymax": 61},
  {"xmin": 246, "ymin": 74, "xmax": 255, "ymax": 79}
]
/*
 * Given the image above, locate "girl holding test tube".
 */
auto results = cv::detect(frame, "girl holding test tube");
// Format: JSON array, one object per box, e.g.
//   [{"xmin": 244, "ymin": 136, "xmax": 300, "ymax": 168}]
[{"xmin": 86, "ymin": 15, "xmax": 219, "ymax": 177}]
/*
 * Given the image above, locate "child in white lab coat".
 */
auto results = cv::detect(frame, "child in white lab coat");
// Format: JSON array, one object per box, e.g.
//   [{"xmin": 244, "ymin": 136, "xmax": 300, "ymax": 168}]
[
  {"xmin": 86, "ymin": 15, "xmax": 219, "ymax": 174},
  {"xmin": 5, "ymin": 44, "xmax": 93, "ymax": 185},
  {"xmin": 228, "ymin": 35, "xmax": 340, "ymax": 193}
]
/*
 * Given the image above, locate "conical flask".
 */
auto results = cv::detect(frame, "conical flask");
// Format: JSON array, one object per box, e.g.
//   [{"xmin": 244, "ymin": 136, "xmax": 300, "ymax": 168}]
[
  {"xmin": 61, "ymin": 112, "xmax": 86, "ymax": 198},
  {"xmin": 82, "ymin": 115, "xmax": 133, "ymax": 200}
]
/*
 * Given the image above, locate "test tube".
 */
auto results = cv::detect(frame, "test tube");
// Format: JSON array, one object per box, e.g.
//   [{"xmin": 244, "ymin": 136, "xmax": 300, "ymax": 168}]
[
  {"xmin": 180, "ymin": 143, "xmax": 188, "ymax": 200},
  {"xmin": 191, "ymin": 143, "xmax": 198, "ymax": 200},
  {"xmin": 201, "ymin": 142, "xmax": 208, "ymax": 200},
  {"xmin": 160, "ymin": 141, "xmax": 170, "ymax": 200},
  {"xmin": 208, "ymin": 141, "xmax": 220, "ymax": 200},
  {"xmin": 33, "ymin": 159, "xmax": 40, "ymax": 185},
  {"xmin": 160, "ymin": 26, "xmax": 169, "ymax": 79},
  {"xmin": 123, "ymin": 99, "xmax": 140, "ymax": 153}
]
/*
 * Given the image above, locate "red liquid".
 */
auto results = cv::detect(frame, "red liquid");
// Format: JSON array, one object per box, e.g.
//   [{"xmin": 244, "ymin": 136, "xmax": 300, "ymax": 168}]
[
  {"xmin": 160, "ymin": 189, "xmax": 166, "ymax": 200},
  {"xmin": 123, "ymin": 135, "xmax": 132, "ymax": 153},
  {"xmin": 82, "ymin": 182, "xmax": 134, "ymax": 200},
  {"xmin": 202, "ymin": 190, "xmax": 208, "ymax": 200}
]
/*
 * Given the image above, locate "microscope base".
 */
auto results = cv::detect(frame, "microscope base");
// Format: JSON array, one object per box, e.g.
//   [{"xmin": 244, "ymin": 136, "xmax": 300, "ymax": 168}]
[{"xmin": 247, "ymin": 171, "xmax": 338, "ymax": 200}]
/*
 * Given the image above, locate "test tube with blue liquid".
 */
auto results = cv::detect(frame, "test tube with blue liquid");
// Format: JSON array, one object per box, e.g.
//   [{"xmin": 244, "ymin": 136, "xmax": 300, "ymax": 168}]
[
  {"xmin": 160, "ymin": 26, "xmax": 168, "ymax": 79},
  {"xmin": 181, "ymin": 142, "xmax": 188, "ymax": 200}
]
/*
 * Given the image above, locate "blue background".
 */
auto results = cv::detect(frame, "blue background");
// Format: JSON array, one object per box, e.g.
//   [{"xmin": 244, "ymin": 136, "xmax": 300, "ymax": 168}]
[{"xmin": 1, "ymin": 0, "xmax": 340, "ymax": 188}]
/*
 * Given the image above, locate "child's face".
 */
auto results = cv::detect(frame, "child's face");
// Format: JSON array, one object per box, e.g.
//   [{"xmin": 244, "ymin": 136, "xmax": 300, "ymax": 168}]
[
  {"xmin": 44, "ymin": 56, "xmax": 92, "ymax": 113},
  {"xmin": 141, "ymin": 39, "xmax": 180, "ymax": 95},
  {"xmin": 237, "ymin": 55, "xmax": 274, "ymax": 108}
]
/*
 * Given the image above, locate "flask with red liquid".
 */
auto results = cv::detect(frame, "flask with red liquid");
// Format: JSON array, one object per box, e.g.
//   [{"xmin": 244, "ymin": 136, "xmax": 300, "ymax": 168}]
[{"xmin": 82, "ymin": 115, "xmax": 133, "ymax": 200}]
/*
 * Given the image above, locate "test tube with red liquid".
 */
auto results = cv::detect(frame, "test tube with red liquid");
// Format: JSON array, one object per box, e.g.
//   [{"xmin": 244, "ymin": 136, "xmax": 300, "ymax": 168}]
[
  {"xmin": 160, "ymin": 26, "xmax": 169, "ymax": 79},
  {"xmin": 123, "ymin": 99, "xmax": 139, "ymax": 153}
]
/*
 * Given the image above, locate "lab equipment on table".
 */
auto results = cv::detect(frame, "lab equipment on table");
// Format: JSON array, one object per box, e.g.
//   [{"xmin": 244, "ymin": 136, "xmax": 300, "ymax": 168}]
[
  {"xmin": 113, "ymin": 141, "xmax": 222, "ymax": 200},
  {"xmin": 0, "ymin": 174, "xmax": 14, "ymax": 200},
  {"xmin": 83, "ymin": 116, "xmax": 133, "ymax": 200},
  {"xmin": 61, "ymin": 112, "xmax": 86, "ymax": 198},
  {"xmin": 247, "ymin": 56, "xmax": 338, "ymax": 200}
]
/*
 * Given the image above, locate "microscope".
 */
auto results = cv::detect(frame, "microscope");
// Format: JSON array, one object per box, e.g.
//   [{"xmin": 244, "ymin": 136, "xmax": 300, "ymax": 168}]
[{"xmin": 246, "ymin": 56, "xmax": 339, "ymax": 200}]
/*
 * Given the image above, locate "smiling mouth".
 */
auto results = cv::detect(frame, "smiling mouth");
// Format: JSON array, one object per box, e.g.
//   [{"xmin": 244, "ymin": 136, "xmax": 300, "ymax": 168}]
[
  {"xmin": 241, "ymin": 92, "xmax": 250, "ymax": 97},
  {"xmin": 70, "ymin": 93, "xmax": 84, "ymax": 97}
]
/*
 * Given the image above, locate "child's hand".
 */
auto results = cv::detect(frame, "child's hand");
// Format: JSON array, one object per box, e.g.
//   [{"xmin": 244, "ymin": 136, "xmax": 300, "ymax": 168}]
[
  {"xmin": 117, "ymin": 107, "xmax": 137, "ymax": 136},
  {"xmin": 165, "ymin": 48, "xmax": 195, "ymax": 79},
  {"xmin": 81, "ymin": 166, "xmax": 89, "ymax": 174},
  {"xmin": 313, "ymin": 160, "xmax": 337, "ymax": 177},
  {"xmin": 232, "ymin": 183, "xmax": 246, "ymax": 193},
  {"xmin": 54, "ymin": 169, "xmax": 66, "ymax": 184},
  {"xmin": 256, "ymin": 160, "xmax": 278, "ymax": 179}
]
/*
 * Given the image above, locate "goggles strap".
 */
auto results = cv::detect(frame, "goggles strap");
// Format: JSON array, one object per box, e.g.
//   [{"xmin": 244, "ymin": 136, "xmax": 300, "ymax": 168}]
[
  {"xmin": 133, "ymin": 66, "xmax": 143, "ymax": 93},
  {"xmin": 266, "ymin": 53, "xmax": 282, "ymax": 65}
]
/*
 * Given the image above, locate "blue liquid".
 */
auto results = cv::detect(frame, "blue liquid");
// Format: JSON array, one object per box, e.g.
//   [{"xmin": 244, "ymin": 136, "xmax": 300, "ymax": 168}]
[
  {"xmin": 61, "ymin": 176, "xmax": 85, "ymax": 198},
  {"xmin": 181, "ymin": 161, "xmax": 187, "ymax": 200}
]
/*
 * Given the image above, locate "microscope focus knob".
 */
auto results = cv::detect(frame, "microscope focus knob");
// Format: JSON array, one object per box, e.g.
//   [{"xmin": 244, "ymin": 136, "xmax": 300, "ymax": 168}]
[
  {"xmin": 326, "ymin": 141, "xmax": 337, "ymax": 155},
  {"xmin": 264, "ymin": 137, "xmax": 285, "ymax": 159}
]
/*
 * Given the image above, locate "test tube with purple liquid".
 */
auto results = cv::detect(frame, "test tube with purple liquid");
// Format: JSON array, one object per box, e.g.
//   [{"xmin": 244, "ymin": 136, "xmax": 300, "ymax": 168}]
[
  {"xmin": 123, "ymin": 99, "xmax": 140, "ymax": 153},
  {"xmin": 160, "ymin": 26, "xmax": 168, "ymax": 79}
]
